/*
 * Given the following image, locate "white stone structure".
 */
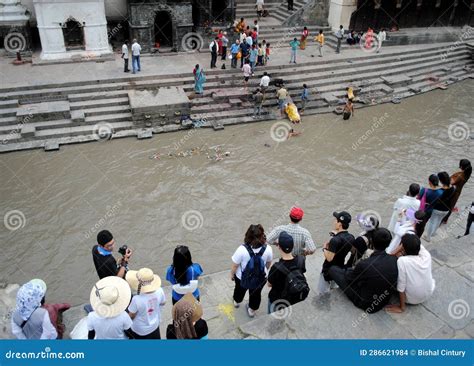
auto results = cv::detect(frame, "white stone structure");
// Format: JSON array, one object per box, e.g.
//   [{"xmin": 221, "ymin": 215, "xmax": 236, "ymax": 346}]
[
  {"xmin": 33, "ymin": 0, "xmax": 111, "ymax": 60},
  {"xmin": 328, "ymin": 0, "xmax": 357, "ymax": 31}
]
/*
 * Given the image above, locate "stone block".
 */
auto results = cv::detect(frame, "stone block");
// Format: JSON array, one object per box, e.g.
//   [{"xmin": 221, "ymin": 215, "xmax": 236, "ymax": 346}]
[
  {"xmin": 137, "ymin": 129, "xmax": 153, "ymax": 139},
  {"xmin": 17, "ymin": 101, "xmax": 71, "ymax": 123},
  {"xmin": 44, "ymin": 142, "xmax": 60, "ymax": 151},
  {"xmin": 409, "ymin": 86, "xmax": 421, "ymax": 93},
  {"xmin": 210, "ymin": 120, "xmax": 224, "ymax": 131},
  {"xmin": 229, "ymin": 98, "xmax": 242, "ymax": 107},
  {"xmin": 71, "ymin": 110, "xmax": 85, "ymax": 123},
  {"xmin": 21, "ymin": 125, "xmax": 35, "ymax": 137},
  {"xmin": 129, "ymin": 88, "xmax": 190, "ymax": 127},
  {"xmin": 381, "ymin": 74, "xmax": 412, "ymax": 86}
]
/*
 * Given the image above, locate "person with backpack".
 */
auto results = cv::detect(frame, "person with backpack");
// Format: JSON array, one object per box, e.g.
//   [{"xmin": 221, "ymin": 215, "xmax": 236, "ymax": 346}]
[
  {"xmin": 267, "ymin": 232, "xmax": 309, "ymax": 313},
  {"xmin": 230, "ymin": 224, "xmax": 273, "ymax": 317}
]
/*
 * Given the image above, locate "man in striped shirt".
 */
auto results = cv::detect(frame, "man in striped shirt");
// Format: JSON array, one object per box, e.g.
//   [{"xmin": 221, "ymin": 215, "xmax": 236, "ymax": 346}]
[{"xmin": 266, "ymin": 207, "xmax": 316, "ymax": 256}]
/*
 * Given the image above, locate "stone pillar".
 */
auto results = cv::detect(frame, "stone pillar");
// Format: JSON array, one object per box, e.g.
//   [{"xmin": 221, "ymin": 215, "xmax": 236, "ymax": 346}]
[{"xmin": 327, "ymin": 0, "xmax": 357, "ymax": 31}]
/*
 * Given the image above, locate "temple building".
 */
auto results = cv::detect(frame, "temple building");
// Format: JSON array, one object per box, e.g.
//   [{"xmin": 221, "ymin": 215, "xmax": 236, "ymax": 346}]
[{"xmin": 0, "ymin": 0, "xmax": 473, "ymax": 61}]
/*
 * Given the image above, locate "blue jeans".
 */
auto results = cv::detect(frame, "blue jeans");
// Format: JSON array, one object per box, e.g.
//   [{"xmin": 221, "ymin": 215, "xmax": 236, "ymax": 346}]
[
  {"xmin": 132, "ymin": 55, "xmax": 141, "ymax": 73},
  {"xmin": 250, "ymin": 61, "xmax": 256, "ymax": 72},
  {"xmin": 425, "ymin": 209, "xmax": 448, "ymax": 240},
  {"xmin": 290, "ymin": 49, "xmax": 297, "ymax": 63}
]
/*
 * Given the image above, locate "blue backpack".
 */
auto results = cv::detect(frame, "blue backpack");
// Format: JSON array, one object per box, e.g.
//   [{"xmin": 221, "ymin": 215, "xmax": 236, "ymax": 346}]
[{"xmin": 240, "ymin": 244, "xmax": 267, "ymax": 290}]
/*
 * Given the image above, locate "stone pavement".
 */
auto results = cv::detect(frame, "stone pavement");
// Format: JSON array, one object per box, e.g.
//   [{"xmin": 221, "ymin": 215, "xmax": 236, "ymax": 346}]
[
  {"xmin": 1, "ymin": 231, "xmax": 472, "ymax": 339},
  {"xmin": 0, "ymin": 38, "xmax": 465, "ymax": 91}
]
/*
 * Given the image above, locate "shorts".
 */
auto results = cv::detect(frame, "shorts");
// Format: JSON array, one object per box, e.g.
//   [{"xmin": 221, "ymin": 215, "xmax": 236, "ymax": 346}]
[
  {"xmin": 244, "ymin": 76, "xmax": 249, "ymax": 82},
  {"xmin": 278, "ymin": 99, "xmax": 285, "ymax": 110}
]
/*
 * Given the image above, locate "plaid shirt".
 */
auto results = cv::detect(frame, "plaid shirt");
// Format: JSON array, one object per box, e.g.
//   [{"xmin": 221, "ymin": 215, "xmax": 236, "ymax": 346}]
[{"xmin": 267, "ymin": 223, "xmax": 316, "ymax": 256}]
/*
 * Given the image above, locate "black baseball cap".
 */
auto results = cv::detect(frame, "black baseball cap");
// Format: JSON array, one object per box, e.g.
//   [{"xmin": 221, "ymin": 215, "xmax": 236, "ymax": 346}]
[
  {"xmin": 333, "ymin": 211, "xmax": 352, "ymax": 224},
  {"xmin": 278, "ymin": 231, "xmax": 294, "ymax": 254}
]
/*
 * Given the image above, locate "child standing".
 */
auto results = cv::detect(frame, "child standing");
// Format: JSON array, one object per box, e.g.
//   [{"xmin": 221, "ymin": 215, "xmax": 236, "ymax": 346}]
[
  {"xmin": 265, "ymin": 42, "xmax": 271, "ymax": 64},
  {"xmin": 257, "ymin": 43, "xmax": 264, "ymax": 66},
  {"xmin": 300, "ymin": 84, "xmax": 309, "ymax": 114}
]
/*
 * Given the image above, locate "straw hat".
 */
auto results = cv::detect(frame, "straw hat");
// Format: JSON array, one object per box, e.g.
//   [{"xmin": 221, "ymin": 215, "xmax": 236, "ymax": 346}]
[
  {"xmin": 126, "ymin": 268, "xmax": 161, "ymax": 294},
  {"xmin": 174, "ymin": 293, "xmax": 203, "ymax": 323},
  {"xmin": 90, "ymin": 276, "xmax": 131, "ymax": 318}
]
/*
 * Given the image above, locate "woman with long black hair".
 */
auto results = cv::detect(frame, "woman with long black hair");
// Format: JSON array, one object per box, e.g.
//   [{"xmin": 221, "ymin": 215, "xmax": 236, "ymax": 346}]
[{"xmin": 166, "ymin": 245, "xmax": 203, "ymax": 305}]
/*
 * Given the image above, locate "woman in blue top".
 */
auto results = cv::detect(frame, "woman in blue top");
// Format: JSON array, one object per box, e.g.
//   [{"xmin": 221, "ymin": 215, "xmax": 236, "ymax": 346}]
[
  {"xmin": 417, "ymin": 174, "xmax": 443, "ymax": 236},
  {"xmin": 166, "ymin": 246, "xmax": 203, "ymax": 304}
]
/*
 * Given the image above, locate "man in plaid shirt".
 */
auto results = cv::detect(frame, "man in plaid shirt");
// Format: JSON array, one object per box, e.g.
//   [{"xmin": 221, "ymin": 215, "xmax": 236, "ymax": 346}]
[{"xmin": 266, "ymin": 207, "xmax": 316, "ymax": 256}]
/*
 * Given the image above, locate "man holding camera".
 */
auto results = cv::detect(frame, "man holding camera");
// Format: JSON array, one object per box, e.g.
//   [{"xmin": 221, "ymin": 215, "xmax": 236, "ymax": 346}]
[{"xmin": 92, "ymin": 230, "xmax": 132, "ymax": 279}]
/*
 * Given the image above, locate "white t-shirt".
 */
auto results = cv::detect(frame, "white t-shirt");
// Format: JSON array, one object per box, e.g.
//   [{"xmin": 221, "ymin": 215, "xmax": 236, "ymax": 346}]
[
  {"xmin": 131, "ymin": 42, "xmax": 141, "ymax": 56},
  {"xmin": 121, "ymin": 44, "xmax": 129, "ymax": 59},
  {"xmin": 128, "ymin": 289, "xmax": 166, "ymax": 336},
  {"xmin": 87, "ymin": 311, "xmax": 132, "ymax": 339},
  {"xmin": 242, "ymin": 64, "xmax": 252, "ymax": 77},
  {"xmin": 232, "ymin": 244, "xmax": 273, "ymax": 279},
  {"xmin": 397, "ymin": 245, "xmax": 435, "ymax": 304},
  {"xmin": 260, "ymin": 75, "xmax": 270, "ymax": 87},
  {"xmin": 246, "ymin": 36, "xmax": 253, "ymax": 47},
  {"xmin": 388, "ymin": 196, "xmax": 420, "ymax": 233}
]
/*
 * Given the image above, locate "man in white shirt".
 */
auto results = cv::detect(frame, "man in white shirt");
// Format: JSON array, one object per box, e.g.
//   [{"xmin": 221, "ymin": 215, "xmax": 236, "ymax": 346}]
[
  {"xmin": 376, "ymin": 28, "xmax": 386, "ymax": 53},
  {"xmin": 388, "ymin": 183, "xmax": 420, "ymax": 233},
  {"xmin": 121, "ymin": 41, "xmax": 130, "ymax": 73},
  {"xmin": 246, "ymin": 34, "xmax": 253, "ymax": 47},
  {"xmin": 386, "ymin": 234, "xmax": 435, "ymax": 313},
  {"xmin": 335, "ymin": 25, "xmax": 344, "ymax": 53},
  {"xmin": 209, "ymin": 37, "xmax": 219, "ymax": 68},
  {"xmin": 259, "ymin": 71, "xmax": 270, "ymax": 96},
  {"xmin": 131, "ymin": 39, "xmax": 142, "ymax": 74}
]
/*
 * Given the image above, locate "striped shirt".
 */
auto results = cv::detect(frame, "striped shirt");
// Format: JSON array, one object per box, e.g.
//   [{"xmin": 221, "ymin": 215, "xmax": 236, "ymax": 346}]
[{"xmin": 267, "ymin": 223, "xmax": 316, "ymax": 256}]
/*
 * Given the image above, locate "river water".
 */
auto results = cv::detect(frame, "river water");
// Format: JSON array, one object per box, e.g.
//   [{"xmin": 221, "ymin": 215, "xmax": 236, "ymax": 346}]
[{"xmin": 1, "ymin": 81, "xmax": 473, "ymax": 305}]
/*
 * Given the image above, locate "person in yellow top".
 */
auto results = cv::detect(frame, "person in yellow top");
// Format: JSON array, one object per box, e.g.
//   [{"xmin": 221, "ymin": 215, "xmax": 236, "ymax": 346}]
[
  {"xmin": 347, "ymin": 86, "xmax": 354, "ymax": 100},
  {"xmin": 315, "ymin": 30, "xmax": 324, "ymax": 57},
  {"xmin": 235, "ymin": 17, "xmax": 246, "ymax": 33}
]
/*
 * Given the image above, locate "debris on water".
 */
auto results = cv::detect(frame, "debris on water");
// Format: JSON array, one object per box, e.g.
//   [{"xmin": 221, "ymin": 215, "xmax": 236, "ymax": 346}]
[
  {"xmin": 151, "ymin": 144, "xmax": 229, "ymax": 162},
  {"xmin": 264, "ymin": 143, "xmax": 271, "ymax": 147},
  {"xmin": 149, "ymin": 153, "xmax": 162, "ymax": 160}
]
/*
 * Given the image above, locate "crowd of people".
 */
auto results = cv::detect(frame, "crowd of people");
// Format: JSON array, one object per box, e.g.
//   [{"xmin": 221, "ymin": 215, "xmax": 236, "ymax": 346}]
[{"xmin": 9, "ymin": 158, "xmax": 471, "ymax": 340}]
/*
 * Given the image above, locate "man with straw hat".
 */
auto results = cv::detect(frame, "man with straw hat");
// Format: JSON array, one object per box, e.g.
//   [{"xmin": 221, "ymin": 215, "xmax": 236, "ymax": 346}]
[
  {"xmin": 126, "ymin": 268, "xmax": 166, "ymax": 339},
  {"xmin": 166, "ymin": 293, "xmax": 208, "ymax": 339},
  {"xmin": 87, "ymin": 276, "xmax": 132, "ymax": 339}
]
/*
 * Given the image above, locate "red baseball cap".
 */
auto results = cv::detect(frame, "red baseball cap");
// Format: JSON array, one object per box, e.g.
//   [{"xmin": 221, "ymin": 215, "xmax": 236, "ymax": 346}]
[{"xmin": 289, "ymin": 207, "xmax": 304, "ymax": 220}]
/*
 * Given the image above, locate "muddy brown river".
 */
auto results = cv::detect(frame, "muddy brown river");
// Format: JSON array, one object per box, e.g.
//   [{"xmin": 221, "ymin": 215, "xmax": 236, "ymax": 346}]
[{"xmin": 1, "ymin": 81, "xmax": 473, "ymax": 305}]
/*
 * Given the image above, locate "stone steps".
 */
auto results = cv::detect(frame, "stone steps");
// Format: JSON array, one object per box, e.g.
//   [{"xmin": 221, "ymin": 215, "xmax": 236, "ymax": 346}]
[
  {"xmin": 0, "ymin": 116, "xmax": 17, "ymax": 126},
  {"xmin": 0, "ymin": 99, "xmax": 18, "ymax": 109},
  {"xmin": 34, "ymin": 121, "xmax": 135, "ymax": 139},
  {"xmin": 82, "ymin": 104, "xmax": 131, "ymax": 117},
  {"xmin": 68, "ymin": 90, "xmax": 130, "ymax": 102},
  {"xmin": 0, "ymin": 108, "xmax": 17, "ymax": 118},
  {"xmin": 69, "ymin": 97, "xmax": 129, "ymax": 109},
  {"xmin": 84, "ymin": 112, "xmax": 133, "ymax": 124}
]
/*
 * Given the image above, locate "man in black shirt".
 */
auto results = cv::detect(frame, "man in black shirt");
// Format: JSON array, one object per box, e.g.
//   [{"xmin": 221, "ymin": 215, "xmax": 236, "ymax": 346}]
[
  {"xmin": 92, "ymin": 230, "xmax": 132, "ymax": 279},
  {"xmin": 319, "ymin": 211, "xmax": 355, "ymax": 293},
  {"xmin": 328, "ymin": 228, "xmax": 398, "ymax": 313},
  {"xmin": 267, "ymin": 231, "xmax": 307, "ymax": 313}
]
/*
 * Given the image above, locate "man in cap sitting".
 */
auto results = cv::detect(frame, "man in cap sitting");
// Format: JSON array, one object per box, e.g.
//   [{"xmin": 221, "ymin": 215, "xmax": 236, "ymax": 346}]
[
  {"xmin": 266, "ymin": 207, "xmax": 316, "ymax": 257},
  {"xmin": 318, "ymin": 211, "xmax": 355, "ymax": 293}
]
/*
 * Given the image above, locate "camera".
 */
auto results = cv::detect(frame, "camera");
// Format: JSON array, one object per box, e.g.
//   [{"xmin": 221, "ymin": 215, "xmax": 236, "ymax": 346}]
[{"xmin": 118, "ymin": 245, "xmax": 128, "ymax": 256}]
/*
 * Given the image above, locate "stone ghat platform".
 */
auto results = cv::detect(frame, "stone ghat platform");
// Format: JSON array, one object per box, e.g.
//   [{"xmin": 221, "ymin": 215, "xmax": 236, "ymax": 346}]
[
  {"xmin": 0, "ymin": 41, "xmax": 473, "ymax": 153},
  {"xmin": 1, "ymin": 233, "xmax": 472, "ymax": 340}
]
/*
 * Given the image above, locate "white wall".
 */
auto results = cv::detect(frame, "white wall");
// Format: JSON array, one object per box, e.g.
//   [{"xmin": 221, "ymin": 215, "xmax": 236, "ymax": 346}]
[{"xmin": 328, "ymin": 0, "xmax": 357, "ymax": 31}]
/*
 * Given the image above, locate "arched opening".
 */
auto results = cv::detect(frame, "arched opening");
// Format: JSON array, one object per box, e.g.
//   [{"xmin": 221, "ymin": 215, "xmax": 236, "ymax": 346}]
[
  {"xmin": 154, "ymin": 11, "xmax": 173, "ymax": 48},
  {"xmin": 62, "ymin": 18, "xmax": 84, "ymax": 50},
  {"xmin": 212, "ymin": 0, "xmax": 228, "ymax": 21}
]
